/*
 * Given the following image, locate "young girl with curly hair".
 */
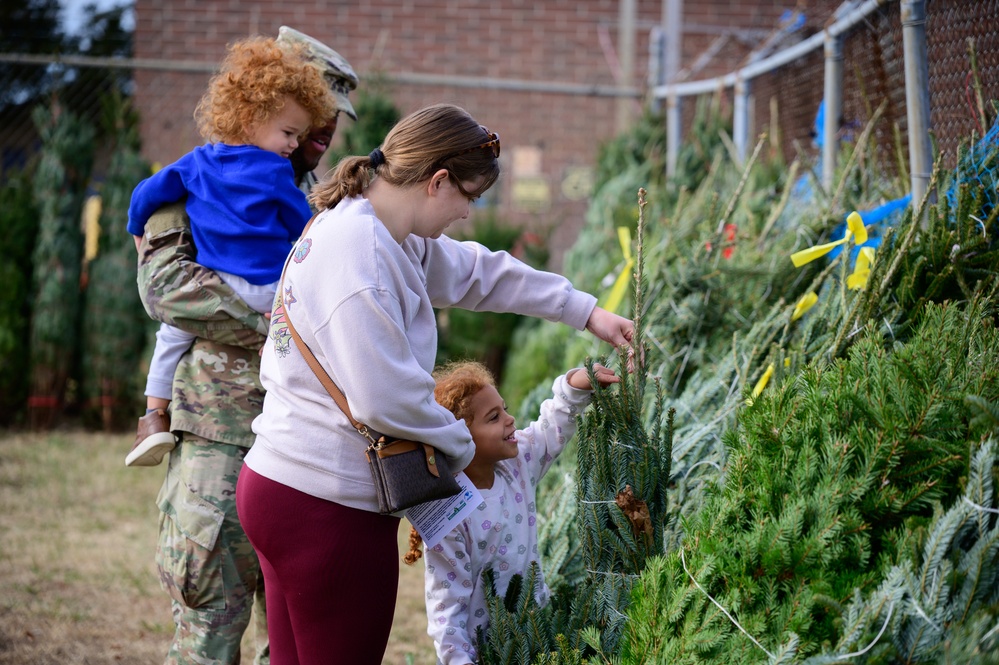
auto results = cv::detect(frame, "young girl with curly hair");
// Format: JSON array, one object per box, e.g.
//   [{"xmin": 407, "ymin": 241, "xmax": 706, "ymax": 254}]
[
  {"xmin": 124, "ymin": 36, "xmax": 336, "ymax": 467},
  {"xmin": 409, "ymin": 360, "xmax": 619, "ymax": 665}
]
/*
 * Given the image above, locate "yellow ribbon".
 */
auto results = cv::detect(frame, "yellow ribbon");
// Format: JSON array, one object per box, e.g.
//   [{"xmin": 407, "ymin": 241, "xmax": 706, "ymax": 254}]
[
  {"xmin": 752, "ymin": 364, "xmax": 774, "ymax": 397},
  {"xmin": 746, "ymin": 363, "xmax": 775, "ymax": 405},
  {"xmin": 790, "ymin": 211, "xmax": 868, "ymax": 267},
  {"xmin": 602, "ymin": 226, "xmax": 635, "ymax": 314},
  {"xmin": 746, "ymin": 363, "xmax": 786, "ymax": 406},
  {"xmin": 847, "ymin": 247, "xmax": 875, "ymax": 290},
  {"xmin": 82, "ymin": 195, "xmax": 102, "ymax": 262},
  {"xmin": 791, "ymin": 291, "xmax": 818, "ymax": 321}
]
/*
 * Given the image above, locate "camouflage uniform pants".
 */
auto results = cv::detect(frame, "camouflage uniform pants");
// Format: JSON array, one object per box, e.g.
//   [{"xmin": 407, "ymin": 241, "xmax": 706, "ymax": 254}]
[{"xmin": 155, "ymin": 433, "xmax": 268, "ymax": 665}]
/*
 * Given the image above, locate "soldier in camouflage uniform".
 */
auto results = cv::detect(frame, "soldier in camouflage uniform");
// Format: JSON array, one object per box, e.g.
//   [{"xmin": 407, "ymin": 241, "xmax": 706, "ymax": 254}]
[{"xmin": 135, "ymin": 29, "xmax": 358, "ymax": 665}]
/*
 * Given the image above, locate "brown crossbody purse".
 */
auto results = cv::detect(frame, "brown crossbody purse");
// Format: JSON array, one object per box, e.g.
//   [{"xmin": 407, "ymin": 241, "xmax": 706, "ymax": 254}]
[{"xmin": 278, "ymin": 217, "xmax": 461, "ymax": 515}]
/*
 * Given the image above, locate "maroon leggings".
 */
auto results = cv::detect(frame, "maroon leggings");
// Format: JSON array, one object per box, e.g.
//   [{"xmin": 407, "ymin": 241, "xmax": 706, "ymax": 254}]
[{"xmin": 236, "ymin": 465, "xmax": 401, "ymax": 665}]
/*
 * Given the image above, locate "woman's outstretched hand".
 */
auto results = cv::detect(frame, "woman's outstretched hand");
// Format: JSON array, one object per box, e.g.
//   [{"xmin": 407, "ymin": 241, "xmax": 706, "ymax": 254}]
[
  {"xmin": 585, "ymin": 306, "xmax": 638, "ymax": 372},
  {"xmin": 585, "ymin": 306, "xmax": 634, "ymax": 348}
]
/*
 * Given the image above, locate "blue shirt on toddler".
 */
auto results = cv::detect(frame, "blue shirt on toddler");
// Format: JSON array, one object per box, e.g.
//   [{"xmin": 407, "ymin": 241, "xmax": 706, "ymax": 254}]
[{"xmin": 128, "ymin": 143, "xmax": 312, "ymax": 285}]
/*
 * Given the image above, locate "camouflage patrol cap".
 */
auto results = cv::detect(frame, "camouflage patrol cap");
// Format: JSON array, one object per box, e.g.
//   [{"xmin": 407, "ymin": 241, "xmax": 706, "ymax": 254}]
[{"xmin": 277, "ymin": 26, "xmax": 358, "ymax": 120}]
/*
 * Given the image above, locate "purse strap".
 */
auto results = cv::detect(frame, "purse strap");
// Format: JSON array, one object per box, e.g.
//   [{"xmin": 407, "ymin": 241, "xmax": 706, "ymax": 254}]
[{"xmin": 278, "ymin": 213, "xmax": 380, "ymax": 446}]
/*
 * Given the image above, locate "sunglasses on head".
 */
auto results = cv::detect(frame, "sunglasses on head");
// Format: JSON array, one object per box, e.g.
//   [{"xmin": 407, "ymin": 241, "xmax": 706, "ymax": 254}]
[{"xmin": 446, "ymin": 127, "xmax": 501, "ymax": 160}]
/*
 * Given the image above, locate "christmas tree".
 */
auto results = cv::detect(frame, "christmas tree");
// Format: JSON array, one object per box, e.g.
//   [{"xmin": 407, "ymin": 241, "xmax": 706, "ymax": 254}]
[
  {"xmin": 80, "ymin": 92, "xmax": 152, "ymax": 430},
  {"xmin": 27, "ymin": 103, "xmax": 95, "ymax": 428}
]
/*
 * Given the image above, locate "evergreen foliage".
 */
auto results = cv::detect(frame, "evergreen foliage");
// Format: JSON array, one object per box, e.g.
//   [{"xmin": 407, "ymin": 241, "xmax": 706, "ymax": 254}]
[
  {"xmin": 27, "ymin": 103, "xmax": 95, "ymax": 428},
  {"xmin": 0, "ymin": 167, "xmax": 39, "ymax": 425},
  {"xmin": 478, "ymin": 191, "xmax": 675, "ymax": 664},
  {"xmin": 799, "ymin": 439, "xmax": 999, "ymax": 664},
  {"xmin": 499, "ymin": 78, "xmax": 999, "ymax": 662},
  {"xmin": 505, "ymin": 101, "xmax": 877, "ymax": 638},
  {"xmin": 476, "ymin": 564, "xmax": 596, "ymax": 665},
  {"xmin": 534, "ymin": 470, "xmax": 586, "ymax": 591},
  {"xmin": 618, "ymin": 297, "xmax": 998, "ymax": 664},
  {"xmin": 607, "ymin": 126, "xmax": 999, "ymax": 662},
  {"xmin": 80, "ymin": 93, "xmax": 151, "ymax": 429}
]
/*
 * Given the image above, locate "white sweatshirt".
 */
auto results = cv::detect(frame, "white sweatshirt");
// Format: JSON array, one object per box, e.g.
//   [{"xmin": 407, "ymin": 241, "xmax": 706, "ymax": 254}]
[
  {"xmin": 245, "ymin": 196, "xmax": 597, "ymax": 513},
  {"xmin": 424, "ymin": 373, "xmax": 592, "ymax": 665}
]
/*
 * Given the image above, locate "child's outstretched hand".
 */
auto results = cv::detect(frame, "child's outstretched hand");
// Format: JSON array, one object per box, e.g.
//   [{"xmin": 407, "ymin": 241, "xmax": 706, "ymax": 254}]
[{"xmin": 568, "ymin": 363, "xmax": 620, "ymax": 390}]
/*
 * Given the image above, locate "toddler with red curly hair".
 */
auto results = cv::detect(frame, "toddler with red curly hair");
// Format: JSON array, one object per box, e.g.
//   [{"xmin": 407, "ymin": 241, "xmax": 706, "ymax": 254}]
[
  {"xmin": 124, "ymin": 36, "xmax": 336, "ymax": 468},
  {"xmin": 411, "ymin": 360, "xmax": 619, "ymax": 665}
]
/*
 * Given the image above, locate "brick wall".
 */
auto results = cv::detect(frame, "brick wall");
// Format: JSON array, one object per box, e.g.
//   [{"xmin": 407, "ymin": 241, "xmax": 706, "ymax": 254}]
[{"xmin": 133, "ymin": 0, "xmax": 841, "ymax": 265}]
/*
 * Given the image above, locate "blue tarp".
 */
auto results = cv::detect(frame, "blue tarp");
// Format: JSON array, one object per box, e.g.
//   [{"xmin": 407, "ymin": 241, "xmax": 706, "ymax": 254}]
[{"xmin": 826, "ymin": 194, "xmax": 912, "ymax": 261}]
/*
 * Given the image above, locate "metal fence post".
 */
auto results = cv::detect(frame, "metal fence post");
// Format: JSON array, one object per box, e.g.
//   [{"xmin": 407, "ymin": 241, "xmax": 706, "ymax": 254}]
[
  {"xmin": 649, "ymin": 27, "xmax": 665, "ymax": 114},
  {"xmin": 667, "ymin": 93, "xmax": 681, "ymax": 177},
  {"xmin": 734, "ymin": 77, "xmax": 749, "ymax": 164},
  {"xmin": 901, "ymin": 0, "xmax": 934, "ymax": 225},
  {"xmin": 663, "ymin": 0, "xmax": 683, "ymax": 179},
  {"xmin": 822, "ymin": 31, "xmax": 843, "ymax": 192},
  {"xmin": 617, "ymin": 0, "xmax": 638, "ymax": 132}
]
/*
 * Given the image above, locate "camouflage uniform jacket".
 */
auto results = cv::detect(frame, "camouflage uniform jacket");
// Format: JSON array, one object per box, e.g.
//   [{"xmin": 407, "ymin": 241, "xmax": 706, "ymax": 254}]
[{"xmin": 137, "ymin": 201, "xmax": 269, "ymax": 447}]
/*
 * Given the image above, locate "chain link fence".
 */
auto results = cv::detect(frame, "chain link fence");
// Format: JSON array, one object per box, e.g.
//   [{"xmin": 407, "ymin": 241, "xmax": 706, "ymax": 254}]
[
  {"xmin": 658, "ymin": 0, "xmax": 999, "ymax": 189},
  {"xmin": 0, "ymin": 51, "xmax": 134, "ymax": 175}
]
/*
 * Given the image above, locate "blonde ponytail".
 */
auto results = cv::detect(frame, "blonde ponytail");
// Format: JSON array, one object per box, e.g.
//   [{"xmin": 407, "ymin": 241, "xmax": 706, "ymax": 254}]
[{"xmin": 308, "ymin": 155, "xmax": 373, "ymax": 210}]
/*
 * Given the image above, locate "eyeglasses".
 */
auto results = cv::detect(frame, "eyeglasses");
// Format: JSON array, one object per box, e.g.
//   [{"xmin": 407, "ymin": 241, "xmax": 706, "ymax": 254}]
[{"xmin": 446, "ymin": 128, "xmax": 501, "ymax": 160}]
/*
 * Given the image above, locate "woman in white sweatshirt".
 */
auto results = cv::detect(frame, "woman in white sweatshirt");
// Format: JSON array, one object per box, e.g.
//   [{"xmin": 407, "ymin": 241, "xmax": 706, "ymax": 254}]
[{"xmin": 235, "ymin": 103, "xmax": 633, "ymax": 665}]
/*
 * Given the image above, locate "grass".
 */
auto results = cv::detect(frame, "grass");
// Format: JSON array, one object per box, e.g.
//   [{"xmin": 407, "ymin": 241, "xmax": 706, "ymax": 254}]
[{"xmin": 0, "ymin": 430, "xmax": 437, "ymax": 665}]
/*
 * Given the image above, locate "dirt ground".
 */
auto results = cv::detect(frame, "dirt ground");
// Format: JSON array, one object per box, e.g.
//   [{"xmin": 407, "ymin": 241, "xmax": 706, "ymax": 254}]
[{"xmin": 0, "ymin": 431, "xmax": 436, "ymax": 664}]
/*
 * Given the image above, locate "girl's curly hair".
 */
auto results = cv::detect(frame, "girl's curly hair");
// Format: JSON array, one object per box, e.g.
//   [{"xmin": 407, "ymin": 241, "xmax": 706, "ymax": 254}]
[
  {"xmin": 195, "ymin": 36, "xmax": 336, "ymax": 145},
  {"xmin": 403, "ymin": 360, "xmax": 497, "ymax": 565},
  {"xmin": 432, "ymin": 360, "xmax": 496, "ymax": 425}
]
